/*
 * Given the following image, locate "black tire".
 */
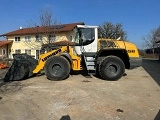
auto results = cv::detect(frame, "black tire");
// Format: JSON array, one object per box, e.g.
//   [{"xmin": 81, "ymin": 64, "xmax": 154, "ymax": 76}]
[
  {"xmin": 99, "ymin": 56, "xmax": 125, "ymax": 81},
  {"xmin": 44, "ymin": 56, "xmax": 70, "ymax": 81}
]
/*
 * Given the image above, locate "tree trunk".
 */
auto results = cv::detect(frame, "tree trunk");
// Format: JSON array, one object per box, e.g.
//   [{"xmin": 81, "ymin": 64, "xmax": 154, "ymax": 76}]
[{"xmin": 152, "ymin": 48, "xmax": 155, "ymax": 58}]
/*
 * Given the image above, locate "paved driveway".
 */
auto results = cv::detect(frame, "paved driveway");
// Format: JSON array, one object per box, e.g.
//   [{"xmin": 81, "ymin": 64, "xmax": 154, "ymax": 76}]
[{"xmin": 142, "ymin": 59, "xmax": 160, "ymax": 86}]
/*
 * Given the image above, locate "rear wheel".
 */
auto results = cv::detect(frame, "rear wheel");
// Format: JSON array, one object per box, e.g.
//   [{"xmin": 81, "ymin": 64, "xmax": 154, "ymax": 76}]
[
  {"xmin": 99, "ymin": 56, "xmax": 125, "ymax": 81},
  {"xmin": 44, "ymin": 56, "xmax": 70, "ymax": 80}
]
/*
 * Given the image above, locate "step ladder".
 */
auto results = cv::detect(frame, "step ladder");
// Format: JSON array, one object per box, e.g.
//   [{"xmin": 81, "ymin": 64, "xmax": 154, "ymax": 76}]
[{"xmin": 83, "ymin": 52, "xmax": 96, "ymax": 75}]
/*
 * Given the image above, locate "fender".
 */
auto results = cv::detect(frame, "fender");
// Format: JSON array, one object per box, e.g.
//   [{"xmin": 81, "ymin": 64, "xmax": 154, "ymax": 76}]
[
  {"xmin": 96, "ymin": 48, "xmax": 130, "ymax": 68},
  {"xmin": 59, "ymin": 52, "xmax": 72, "ymax": 64}
]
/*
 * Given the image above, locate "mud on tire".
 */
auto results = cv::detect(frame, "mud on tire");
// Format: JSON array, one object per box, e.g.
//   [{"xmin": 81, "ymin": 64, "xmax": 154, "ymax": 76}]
[{"xmin": 44, "ymin": 56, "xmax": 70, "ymax": 81}]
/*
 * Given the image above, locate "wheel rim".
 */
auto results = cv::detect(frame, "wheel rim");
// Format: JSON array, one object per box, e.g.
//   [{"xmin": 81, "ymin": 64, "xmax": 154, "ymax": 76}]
[
  {"xmin": 105, "ymin": 63, "xmax": 119, "ymax": 75},
  {"xmin": 51, "ymin": 64, "xmax": 62, "ymax": 76}
]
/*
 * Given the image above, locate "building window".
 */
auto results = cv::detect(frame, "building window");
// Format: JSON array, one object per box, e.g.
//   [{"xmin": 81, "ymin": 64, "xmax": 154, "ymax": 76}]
[
  {"xmin": 70, "ymin": 35, "xmax": 73, "ymax": 41},
  {"xmin": 15, "ymin": 37, "xmax": 20, "ymax": 42},
  {"xmin": 25, "ymin": 49, "xmax": 31, "ymax": 55},
  {"xmin": 25, "ymin": 36, "xmax": 31, "ymax": 42},
  {"xmin": 9, "ymin": 49, "xmax": 11, "ymax": 53},
  {"xmin": 15, "ymin": 49, "xmax": 21, "ymax": 54},
  {"xmin": 8, "ymin": 49, "xmax": 11, "ymax": 58},
  {"xmin": 36, "ymin": 50, "xmax": 41, "ymax": 59},
  {"xmin": 48, "ymin": 34, "xmax": 56, "ymax": 43},
  {"xmin": 35, "ymin": 35, "xmax": 42, "ymax": 42},
  {"xmin": 2, "ymin": 49, "xmax": 6, "ymax": 55}
]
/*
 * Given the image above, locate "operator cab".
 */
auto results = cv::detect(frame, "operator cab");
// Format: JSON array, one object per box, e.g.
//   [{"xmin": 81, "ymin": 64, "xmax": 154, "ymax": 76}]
[
  {"xmin": 75, "ymin": 27, "xmax": 95, "ymax": 45},
  {"xmin": 74, "ymin": 25, "xmax": 98, "ymax": 55}
]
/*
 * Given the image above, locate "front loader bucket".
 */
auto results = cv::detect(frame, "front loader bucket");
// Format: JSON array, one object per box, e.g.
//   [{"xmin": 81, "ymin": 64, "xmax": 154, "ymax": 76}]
[{"xmin": 4, "ymin": 54, "xmax": 38, "ymax": 82}]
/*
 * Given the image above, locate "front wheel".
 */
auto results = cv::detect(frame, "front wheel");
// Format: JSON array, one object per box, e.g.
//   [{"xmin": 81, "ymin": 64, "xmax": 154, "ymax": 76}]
[
  {"xmin": 99, "ymin": 56, "xmax": 125, "ymax": 81},
  {"xmin": 44, "ymin": 56, "xmax": 70, "ymax": 80}
]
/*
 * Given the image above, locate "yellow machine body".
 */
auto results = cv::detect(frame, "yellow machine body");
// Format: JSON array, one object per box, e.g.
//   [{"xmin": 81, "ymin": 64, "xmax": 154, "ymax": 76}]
[
  {"xmin": 33, "ymin": 46, "xmax": 81, "ymax": 74},
  {"xmin": 33, "ymin": 39, "xmax": 141, "ymax": 74},
  {"xmin": 98, "ymin": 39, "xmax": 140, "ymax": 58}
]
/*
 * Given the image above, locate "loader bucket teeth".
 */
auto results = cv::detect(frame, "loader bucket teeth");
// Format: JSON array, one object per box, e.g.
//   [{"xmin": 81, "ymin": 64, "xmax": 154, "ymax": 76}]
[{"xmin": 4, "ymin": 54, "xmax": 38, "ymax": 82}]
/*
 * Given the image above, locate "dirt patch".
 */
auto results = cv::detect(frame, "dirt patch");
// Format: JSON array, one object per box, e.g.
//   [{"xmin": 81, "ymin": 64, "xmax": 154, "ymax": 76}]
[{"xmin": 0, "ymin": 66, "xmax": 159, "ymax": 120}]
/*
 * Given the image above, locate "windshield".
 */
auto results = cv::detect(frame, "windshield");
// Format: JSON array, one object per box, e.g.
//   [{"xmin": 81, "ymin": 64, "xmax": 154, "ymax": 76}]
[{"xmin": 75, "ymin": 28, "xmax": 95, "ymax": 46}]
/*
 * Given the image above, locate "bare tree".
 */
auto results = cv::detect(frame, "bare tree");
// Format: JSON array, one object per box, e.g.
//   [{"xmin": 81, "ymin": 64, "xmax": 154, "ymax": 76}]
[
  {"xmin": 155, "ymin": 26, "xmax": 160, "ymax": 43},
  {"xmin": 98, "ymin": 22, "xmax": 127, "ymax": 40},
  {"xmin": 24, "ymin": 7, "xmax": 60, "ymax": 49},
  {"xmin": 143, "ymin": 26, "xmax": 160, "ymax": 55},
  {"xmin": 40, "ymin": 8, "xmax": 53, "ymax": 26},
  {"xmin": 39, "ymin": 8, "xmax": 61, "ymax": 43}
]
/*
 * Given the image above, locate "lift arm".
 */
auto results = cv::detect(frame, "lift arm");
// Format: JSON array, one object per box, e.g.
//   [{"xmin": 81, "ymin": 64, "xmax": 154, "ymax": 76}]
[{"xmin": 33, "ymin": 46, "xmax": 68, "ymax": 73}]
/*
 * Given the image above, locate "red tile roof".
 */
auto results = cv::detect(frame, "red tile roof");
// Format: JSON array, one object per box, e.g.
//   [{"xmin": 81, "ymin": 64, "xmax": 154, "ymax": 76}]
[
  {"xmin": 1, "ymin": 22, "xmax": 84, "ymax": 36},
  {"xmin": 0, "ymin": 40, "xmax": 13, "ymax": 47}
]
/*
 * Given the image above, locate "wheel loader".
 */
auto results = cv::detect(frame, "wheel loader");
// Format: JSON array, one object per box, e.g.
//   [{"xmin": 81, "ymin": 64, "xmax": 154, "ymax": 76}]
[{"xmin": 4, "ymin": 25, "xmax": 142, "ymax": 81}]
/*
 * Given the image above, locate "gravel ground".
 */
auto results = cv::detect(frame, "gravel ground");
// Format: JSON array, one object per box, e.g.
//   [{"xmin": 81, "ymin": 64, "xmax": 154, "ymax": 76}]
[{"xmin": 0, "ymin": 61, "xmax": 160, "ymax": 120}]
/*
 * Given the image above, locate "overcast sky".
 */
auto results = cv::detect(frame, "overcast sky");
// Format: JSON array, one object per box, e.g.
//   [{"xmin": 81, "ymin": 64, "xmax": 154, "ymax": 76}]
[{"xmin": 0, "ymin": 0, "xmax": 160, "ymax": 49}]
